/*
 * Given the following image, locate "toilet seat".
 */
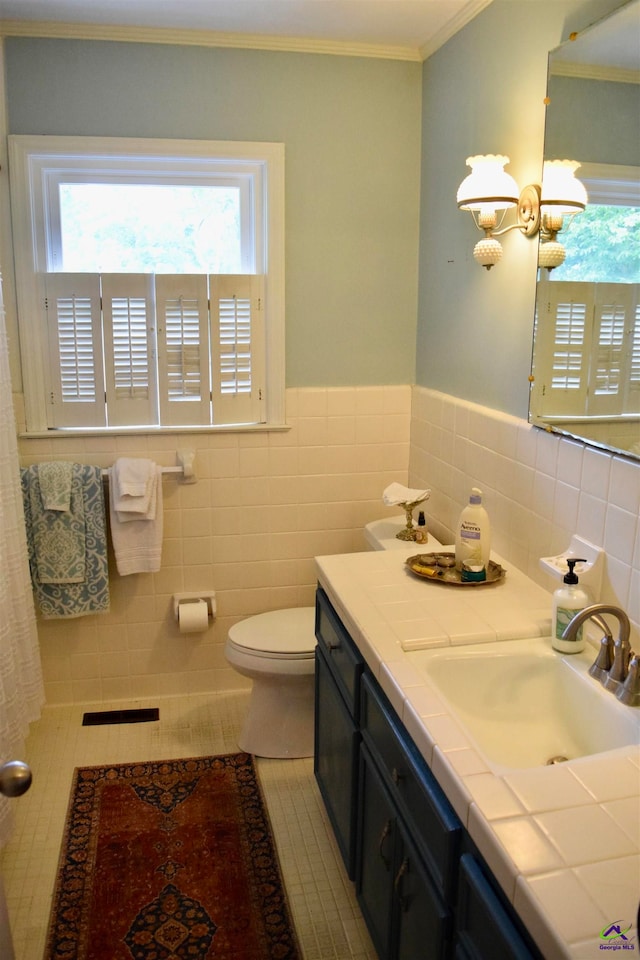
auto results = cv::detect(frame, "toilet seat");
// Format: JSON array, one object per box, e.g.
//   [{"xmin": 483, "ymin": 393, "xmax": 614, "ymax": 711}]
[{"xmin": 227, "ymin": 608, "xmax": 316, "ymax": 660}]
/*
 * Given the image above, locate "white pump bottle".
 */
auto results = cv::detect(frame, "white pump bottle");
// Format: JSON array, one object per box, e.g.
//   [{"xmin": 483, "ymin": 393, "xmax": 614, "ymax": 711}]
[
  {"xmin": 552, "ymin": 558, "xmax": 590, "ymax": 653},
  {"xmin": 454, "ymin": 488, "xmax": 491, "ymax": 572}
]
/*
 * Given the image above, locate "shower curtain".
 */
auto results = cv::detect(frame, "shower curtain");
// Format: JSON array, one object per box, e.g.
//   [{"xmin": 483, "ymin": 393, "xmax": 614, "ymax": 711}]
[{"xmin": 0, "ymin": 273, "xmax": 44, "ymax": 847}]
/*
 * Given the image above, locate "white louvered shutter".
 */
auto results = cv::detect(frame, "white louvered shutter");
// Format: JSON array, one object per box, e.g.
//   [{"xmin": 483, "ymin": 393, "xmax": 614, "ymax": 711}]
[
  {"xmin": 627, "ymin": 297, "xmax": 640, "ymax": 414},
  {"xmin": 535, "ymin": 280, "xmax": 593, "ymax": 417},
  {"xmin": 587, "ymin": 284, "xmax": 628, "ymax": 416},
  {"xmin": 209, "ymin": 275, "xmax": 265, "ymax": 425},
  {"xmin": 102, "ymin": 274, "xmax": 159, "ymax": 426},
  {"xmin": 156, "ymin": 275, "xmax": 211, "ymax": 426},
  {"xmin": 44, "ymin": 273, "xmax": 105, "ymax": 428}
]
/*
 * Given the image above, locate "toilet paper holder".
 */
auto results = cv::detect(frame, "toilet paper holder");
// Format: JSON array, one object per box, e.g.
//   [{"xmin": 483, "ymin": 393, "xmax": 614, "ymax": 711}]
[{"xmin": 173, "ymin": 592, "xmax": 216, "ymax": 622}]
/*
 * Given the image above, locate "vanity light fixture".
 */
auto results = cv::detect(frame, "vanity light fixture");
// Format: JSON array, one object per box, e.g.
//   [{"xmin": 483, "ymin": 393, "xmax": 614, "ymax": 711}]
[{"xmin": 456, "ymin": 154, "xmax": 587, "ymax": 271}]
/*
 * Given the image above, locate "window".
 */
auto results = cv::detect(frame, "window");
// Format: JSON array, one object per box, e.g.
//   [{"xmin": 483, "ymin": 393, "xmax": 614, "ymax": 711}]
[{"xmin": 9, "ymin": 136, "xmax": 285, "ymax": 433}]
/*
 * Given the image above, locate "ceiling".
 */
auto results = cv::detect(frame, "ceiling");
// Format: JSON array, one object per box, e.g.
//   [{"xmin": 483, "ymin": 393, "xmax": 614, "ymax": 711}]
[{"xmin": 0, "ymin": 0, "xmax": 493, "ymax": 60}]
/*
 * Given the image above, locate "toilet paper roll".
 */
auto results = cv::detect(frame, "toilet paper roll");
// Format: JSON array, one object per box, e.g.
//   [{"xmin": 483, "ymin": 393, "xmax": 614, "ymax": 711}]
[{"xmin": 178, "ymin": 599, "xmax": 209, "ymax": 634}]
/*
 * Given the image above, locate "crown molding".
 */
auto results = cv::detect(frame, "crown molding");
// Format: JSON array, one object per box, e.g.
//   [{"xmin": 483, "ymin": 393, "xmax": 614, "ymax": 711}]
[
  {"xmin": 419, "ymin": 0, "xmax": 493, "ymax": 61},
  {"xmin": 0, "ymin": 19, "xmax": 423, "ymax": 61},
  {"xmin": 550, "ymin": 60, "xmax": 640, "ymax": 84}
]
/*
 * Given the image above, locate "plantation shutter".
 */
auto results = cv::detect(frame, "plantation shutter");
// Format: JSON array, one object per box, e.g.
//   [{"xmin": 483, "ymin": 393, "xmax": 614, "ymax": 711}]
[
  {"xmin": 587, "ymin": 284, "xmax": 629, "ymax": 416},
  {"xmin": 156, "ymin": 275, "xmax": 211, "ymax": 426},
  {"xmin": 209, "ymin": 275, "xmax": 265, "ymax": 425},
  {"xmin": 102, "ymin": 274, "xmax": 158, "ymax": 426},
  {"xmin": 534, "ymin": 280, "xmax": 593, "ymax": 417},
  {"xmin": 44, "ymin": 273, "xmax": 105, "ymax": 428},
  {"xmin": 627, "ymin": 298, "xmax": 640, "ymax": 413}
]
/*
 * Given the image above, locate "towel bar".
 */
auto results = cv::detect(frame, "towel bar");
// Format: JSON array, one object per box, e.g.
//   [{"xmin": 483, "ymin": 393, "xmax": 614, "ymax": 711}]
[
  {"xmin": 101, "ymin": 450, "xmax": 196, "ymax": 483},
  {"xmin": 100, "ymin": 465, "xmax": 183, "ymax": 478}
]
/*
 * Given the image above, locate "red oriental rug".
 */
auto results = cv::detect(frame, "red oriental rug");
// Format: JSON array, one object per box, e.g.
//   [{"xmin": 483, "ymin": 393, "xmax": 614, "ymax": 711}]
[{"xmin": 44, "ymin": 753, "xmax": 300, "ymax": 959}]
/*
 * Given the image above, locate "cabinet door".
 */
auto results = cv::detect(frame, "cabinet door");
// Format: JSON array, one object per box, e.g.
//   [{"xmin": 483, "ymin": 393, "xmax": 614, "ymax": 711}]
[
  {"xmin": 356, "ymin": 743, "xmax": 396, "ymax": 960},
  {"xmin": 394, "ymin": 820, "xmax": 453, "ymax": 960},
  {"xmin": 455, "ymin": 854, "xmax": 541, "ymax": 960},
  {"xmin": 314, "ymin": 646, "xmax": 360, "ymax": 877}
]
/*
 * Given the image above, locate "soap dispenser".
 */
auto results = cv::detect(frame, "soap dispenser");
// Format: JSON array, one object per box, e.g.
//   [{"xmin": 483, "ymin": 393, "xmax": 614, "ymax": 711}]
[{"xmin": 552, "ymin": 558, "xmax": 590, "ymax": 653}]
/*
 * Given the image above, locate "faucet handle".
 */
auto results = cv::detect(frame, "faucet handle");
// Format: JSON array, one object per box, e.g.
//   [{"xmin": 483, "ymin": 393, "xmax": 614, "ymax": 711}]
[
  {"xmin": 616, "ymin": 653, "xmax": 640, "ymax": 707},
  {"xmin": 589, "ymin": 633, "xmax": 615, "ymax": 683},
  {"xmin": 603, "ymin": 637, "xmax": 631, "ymax": 693}
]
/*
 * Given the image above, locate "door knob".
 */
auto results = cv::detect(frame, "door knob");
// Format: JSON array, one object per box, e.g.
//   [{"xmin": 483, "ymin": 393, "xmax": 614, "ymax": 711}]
[{"xmin": 0, "ymin": 760, "xmax": 32, "ymax": 797}]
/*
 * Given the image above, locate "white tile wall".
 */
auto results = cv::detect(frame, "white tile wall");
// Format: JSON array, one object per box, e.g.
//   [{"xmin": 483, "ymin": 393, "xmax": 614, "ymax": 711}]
[
  {"xmin": 409, "ymin": 386, "xmax": 640, "ymax": 648},
  {"xmin": 17, "ymin": 386, "xmax": 411, "ymax": 704},
  {"xmin": 16, "ymin": 382, "xmax": 639, "ymax": 703}
]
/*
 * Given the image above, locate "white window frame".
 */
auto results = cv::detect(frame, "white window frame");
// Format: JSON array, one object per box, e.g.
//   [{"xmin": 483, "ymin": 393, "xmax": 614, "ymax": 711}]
[{"xmin": 9, "ymin": 135, "xmax": 285, "ymax": 433}]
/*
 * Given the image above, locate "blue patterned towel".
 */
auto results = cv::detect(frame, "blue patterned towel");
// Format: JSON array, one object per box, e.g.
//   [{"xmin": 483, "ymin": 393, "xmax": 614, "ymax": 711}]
[
  {"xmin": 21, "ymin": 464, "xmax": 110, "ymax": 619},
  {"xmin": 38, "ymin": 460, "xmax": 73, "ymax": 511},
  {"xmin": 25, "ymin": 463, "xmax": 85, "ymax": 583}
]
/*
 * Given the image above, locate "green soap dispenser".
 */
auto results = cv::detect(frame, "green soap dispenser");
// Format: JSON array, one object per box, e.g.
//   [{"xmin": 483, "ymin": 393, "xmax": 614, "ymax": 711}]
[{"xmin": 552, "ymin": 558, "xmax": 590, "ymax": 653}]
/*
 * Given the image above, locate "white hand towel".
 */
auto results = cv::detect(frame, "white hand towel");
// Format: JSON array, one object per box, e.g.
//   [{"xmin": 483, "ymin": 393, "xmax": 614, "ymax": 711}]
[
  {"xmin": 109, "ymin": 465, "xmax": 163, "ymax": 575},
  {"xmin": 382, "ymin": 483, "xmax": 430, "ymax": 506},
  {"xmin": 112, "ymin": 458, "xmax": 156, "ymax": 519}
]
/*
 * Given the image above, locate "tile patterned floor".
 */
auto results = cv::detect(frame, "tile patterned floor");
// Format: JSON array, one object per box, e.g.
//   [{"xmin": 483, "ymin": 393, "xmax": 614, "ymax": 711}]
[{"xmin": 0, "ymin": 692, "xmax": 376, "ymax": 960}]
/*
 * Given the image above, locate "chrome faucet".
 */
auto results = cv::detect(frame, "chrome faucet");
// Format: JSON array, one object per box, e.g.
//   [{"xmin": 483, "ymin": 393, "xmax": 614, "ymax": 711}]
[{"xmin": 561, "ymin": 604, "xmax": 639, "ymax": 707}]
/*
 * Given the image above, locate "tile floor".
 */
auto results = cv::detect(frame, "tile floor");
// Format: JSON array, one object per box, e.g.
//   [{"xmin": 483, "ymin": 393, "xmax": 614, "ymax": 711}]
[{"xmin": 0, "ymin": 691, "xmax": 377, "ymax": 960}]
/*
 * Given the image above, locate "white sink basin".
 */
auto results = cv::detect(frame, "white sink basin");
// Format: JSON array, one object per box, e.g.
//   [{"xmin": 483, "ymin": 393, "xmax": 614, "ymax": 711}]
[{"xmin": 407, "ymin": 637, "xmax": 640, "ymax": 771}]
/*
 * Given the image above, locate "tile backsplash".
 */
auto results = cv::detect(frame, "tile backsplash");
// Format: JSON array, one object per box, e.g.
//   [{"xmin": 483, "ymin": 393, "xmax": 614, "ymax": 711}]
[
  {"xmin": 409, "ymin": 386, "xmax": 639, "ymax": 647},
  {"xmin": 17, "ymin": 383, "xmax": 639, "ymax": 704}
]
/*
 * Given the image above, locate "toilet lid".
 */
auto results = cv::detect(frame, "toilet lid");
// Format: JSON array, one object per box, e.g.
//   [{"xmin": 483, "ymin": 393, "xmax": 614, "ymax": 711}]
[{"xmin": 228, "ymin": 607, "xmax": 316, "ymax": 656}]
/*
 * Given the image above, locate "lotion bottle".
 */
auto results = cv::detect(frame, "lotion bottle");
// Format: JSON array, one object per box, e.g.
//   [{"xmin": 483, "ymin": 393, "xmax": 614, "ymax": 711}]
[
  {"xmin": 552, "ymin": 558, "xmax": 590, "ymax": 653},
  {"xmin": 454, "ymin": 488, "xmax": 490, "ymax": 571}
]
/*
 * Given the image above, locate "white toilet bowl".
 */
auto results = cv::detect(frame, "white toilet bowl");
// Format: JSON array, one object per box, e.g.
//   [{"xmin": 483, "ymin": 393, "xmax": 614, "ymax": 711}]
[{"xmin": 225, "ymin": 607, "xmax": 317, "ymax": 758}]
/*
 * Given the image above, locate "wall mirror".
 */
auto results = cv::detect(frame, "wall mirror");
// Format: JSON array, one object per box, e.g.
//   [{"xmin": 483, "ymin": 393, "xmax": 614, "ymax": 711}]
[{"xmin": 529, "ymin": 0, "xmax": 640, "ymax": 459}]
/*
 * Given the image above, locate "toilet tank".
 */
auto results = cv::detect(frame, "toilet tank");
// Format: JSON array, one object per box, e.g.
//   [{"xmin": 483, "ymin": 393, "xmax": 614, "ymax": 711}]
[{"xmin": 364, "ymin": 517, "xmax": 444, "ymax": 552}]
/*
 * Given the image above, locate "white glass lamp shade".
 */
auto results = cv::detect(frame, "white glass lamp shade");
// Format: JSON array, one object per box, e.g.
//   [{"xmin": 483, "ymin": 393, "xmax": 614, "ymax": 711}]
[
  {"xmin": 473, "ymin": 236, "xmax": 503, "ymax": 268},
  {"xmin": 538, "ymin": 240, "xmax": 566, "ymax": 270},
  {"xmin": 456, "ymin": 155, "xmax": 519, "ymax": 212},
  {"xmin": 541, "ymin": 160, "xmax": 588, "ymax": 215}
]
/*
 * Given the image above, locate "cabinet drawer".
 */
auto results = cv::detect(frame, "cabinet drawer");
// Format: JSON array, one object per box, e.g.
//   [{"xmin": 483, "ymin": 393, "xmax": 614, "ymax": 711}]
[
  {"xmin": 361, "ymin": 671, "xmax": 461, "ymax": 902},
  {"xmin": 315, "ymin": 587, "xmax": 363, "ymax": 716}
]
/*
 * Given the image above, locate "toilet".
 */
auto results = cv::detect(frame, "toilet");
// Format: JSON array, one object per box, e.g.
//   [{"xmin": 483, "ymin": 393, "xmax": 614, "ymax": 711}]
[
  {"xmin": 225, "ymin": 607, "xmax": 317, "ymax": 758},
  {"xmin": 225, "ymin": 516, "xmax": 438, "ymax": 759}
]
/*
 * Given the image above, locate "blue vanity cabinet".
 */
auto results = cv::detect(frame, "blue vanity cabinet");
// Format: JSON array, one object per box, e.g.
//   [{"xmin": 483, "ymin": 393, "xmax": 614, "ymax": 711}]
[
  {"xmin": 314, "ymin": 586, "xmax": 544, "ymax": 960},
  {"xmin": 314, "ymin": 587, "xmax": 364, "ymax": 878},
  {"xmin": 357, "ymin": 673, "xmax": 459, "ymax": 960}
]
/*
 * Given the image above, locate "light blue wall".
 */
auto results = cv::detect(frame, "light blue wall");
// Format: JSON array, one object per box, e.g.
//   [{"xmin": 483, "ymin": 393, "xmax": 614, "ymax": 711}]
[
  {"xmin": 416, "ymin": 0, "xmax": 624, "ymax": 419},
  {"xmin": 546, "ymin": 76, "xmax": 640, "ymax": 165},
  {"xmin": 4, "ymin": 2, "xmax": 627, "ymax": 408},
  {"xmin": 4, "ymin": 38, "xmax": 422, "ymax": 387}
]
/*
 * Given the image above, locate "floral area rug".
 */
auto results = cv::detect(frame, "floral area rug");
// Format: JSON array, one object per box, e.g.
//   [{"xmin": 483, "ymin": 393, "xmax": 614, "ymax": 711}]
[{"xmin": 45, "ymin": 753, "xmax": 300, "ymax": 959}]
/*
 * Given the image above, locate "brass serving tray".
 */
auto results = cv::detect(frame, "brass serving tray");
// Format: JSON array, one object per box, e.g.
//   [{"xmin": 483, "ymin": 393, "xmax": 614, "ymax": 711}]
[{"xmin": 405, "ymin": 552, "xmax": 506, "ymax": 586}]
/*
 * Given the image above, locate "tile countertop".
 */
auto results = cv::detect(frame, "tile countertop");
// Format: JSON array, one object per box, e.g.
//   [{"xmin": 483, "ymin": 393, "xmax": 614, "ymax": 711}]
[{"xmin": 314, "ymin": 548, "xmax": 640, "ymax": 960}]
